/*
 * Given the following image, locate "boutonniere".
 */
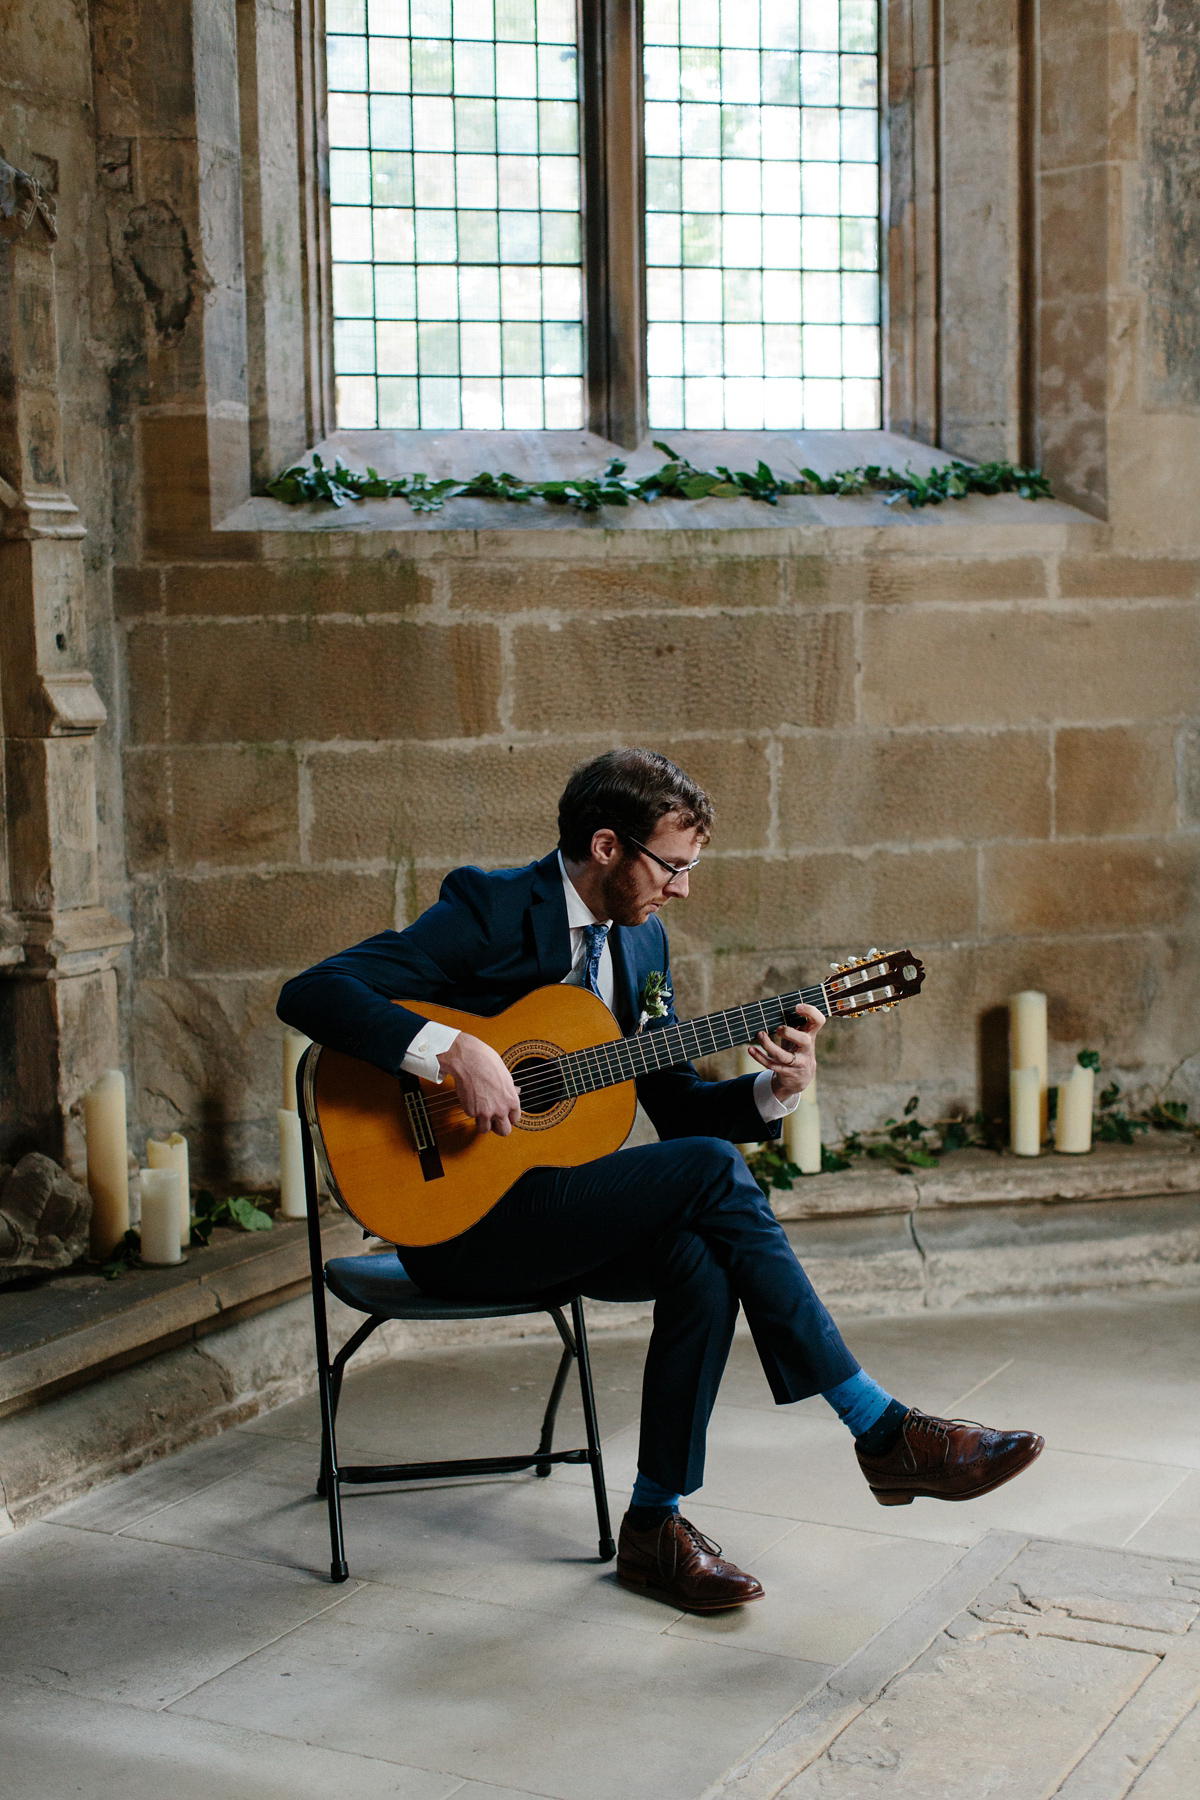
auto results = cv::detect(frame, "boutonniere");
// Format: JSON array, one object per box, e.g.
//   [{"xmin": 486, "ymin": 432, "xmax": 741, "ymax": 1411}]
[{"xmin": 637, "ymin": 971, "xmax": 672, "ymax": 1029}]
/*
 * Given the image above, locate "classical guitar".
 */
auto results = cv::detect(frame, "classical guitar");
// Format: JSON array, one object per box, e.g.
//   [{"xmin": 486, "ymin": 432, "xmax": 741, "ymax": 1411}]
[{"xmin": 303, "ymin": 949, "xmax": 926, "ymax": 1246}]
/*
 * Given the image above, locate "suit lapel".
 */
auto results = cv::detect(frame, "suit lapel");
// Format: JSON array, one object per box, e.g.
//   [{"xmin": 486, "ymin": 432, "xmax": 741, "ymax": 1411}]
[{"xmin": 528, "ymin": 850, "xmax": 573, "ymax": 983}]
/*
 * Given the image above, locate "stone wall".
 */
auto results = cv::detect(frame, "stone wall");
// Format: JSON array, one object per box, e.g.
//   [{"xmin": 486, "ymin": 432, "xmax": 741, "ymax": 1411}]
[
  {"xmin": 1, "ymin": 1, "xmax": 1198, "ymax": 1181},
  {"xmin": 115, "ymin": 501, "xmax": 1200, "ymax": 1181}
]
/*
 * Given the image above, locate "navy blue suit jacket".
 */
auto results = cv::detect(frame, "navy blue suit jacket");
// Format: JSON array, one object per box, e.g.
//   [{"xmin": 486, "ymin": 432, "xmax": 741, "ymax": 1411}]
[{"xmin": 277, "ymin": 849, "xmax": 778, "ymax": 1146}]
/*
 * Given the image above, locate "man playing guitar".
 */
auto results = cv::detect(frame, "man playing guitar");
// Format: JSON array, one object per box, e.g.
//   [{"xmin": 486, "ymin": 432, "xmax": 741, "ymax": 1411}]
[{"xmin": 279, "ymin": 748, "xmax": 1042, "ymax": 1612}]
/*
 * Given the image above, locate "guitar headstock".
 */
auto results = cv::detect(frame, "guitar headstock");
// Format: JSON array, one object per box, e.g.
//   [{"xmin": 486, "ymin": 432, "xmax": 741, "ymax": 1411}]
[{"xmin": 821, "ymin": 948, "xmax": 925, "ymax": 1018}]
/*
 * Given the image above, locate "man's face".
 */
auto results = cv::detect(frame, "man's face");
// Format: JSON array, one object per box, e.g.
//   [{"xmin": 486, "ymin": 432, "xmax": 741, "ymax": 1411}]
[{"xmin": 599, "ymin": 814, "xmax": 705, "ymax": 927}]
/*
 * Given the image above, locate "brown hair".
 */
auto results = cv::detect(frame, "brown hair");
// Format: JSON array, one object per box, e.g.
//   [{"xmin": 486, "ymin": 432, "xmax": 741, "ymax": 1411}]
[{"xmin": 557, "ymin": 749, "xmax": 715, "ymax": 861}]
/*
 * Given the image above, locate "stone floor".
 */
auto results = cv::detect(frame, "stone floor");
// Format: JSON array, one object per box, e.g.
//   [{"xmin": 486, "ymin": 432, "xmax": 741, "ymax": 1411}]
[{"xmin": 2, "ymin": 1290, "xmax": 1198, "ymax": 1799}]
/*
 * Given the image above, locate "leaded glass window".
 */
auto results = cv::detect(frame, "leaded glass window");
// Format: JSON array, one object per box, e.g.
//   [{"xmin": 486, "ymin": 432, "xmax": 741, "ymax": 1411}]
[
  {"xmin": 327, "ymin": 0, "xmax": 584, "ymax": 429},
  {"xmin": 644, "ymin": 0, "xmax": 880, "ymax": 431}
]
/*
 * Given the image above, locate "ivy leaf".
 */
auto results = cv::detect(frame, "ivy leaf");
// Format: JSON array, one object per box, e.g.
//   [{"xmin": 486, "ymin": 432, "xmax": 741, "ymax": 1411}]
[
  {"xmin": 101, "ymin": 1228, "xmax": 142, "ymax": 1280},
  {"xmin": 904, "ymin": 1094, "xmax": 920, "ymax": 1115},
  {"xmin": 904, "ymin": 1147, "xmax": 940, "ymax": 1168},
  {"xmin": 226, "ymin": 1196, "xmax": 274, "ymax": 1232},
  {"xmin": 1077, "ymin": 1049, "xmax": 1101, "ymax": 1070}
]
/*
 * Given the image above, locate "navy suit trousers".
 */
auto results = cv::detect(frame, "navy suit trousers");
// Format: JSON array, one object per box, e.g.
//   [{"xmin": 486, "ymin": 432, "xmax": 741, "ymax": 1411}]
[{"xmin": 399, "ymin": 1137, "xmax": 859, "ymax": 1494}]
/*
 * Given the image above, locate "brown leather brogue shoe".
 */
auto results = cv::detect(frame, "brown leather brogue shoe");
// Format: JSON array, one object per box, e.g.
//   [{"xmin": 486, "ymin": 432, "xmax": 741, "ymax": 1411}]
[
  {"xmin": 616, "ymin": 1512, "xmax": 765, "ymax": 1612},
  {"xmin": 857, "ymin": 1408, "xmax": 1044, "ymax": 1506}
]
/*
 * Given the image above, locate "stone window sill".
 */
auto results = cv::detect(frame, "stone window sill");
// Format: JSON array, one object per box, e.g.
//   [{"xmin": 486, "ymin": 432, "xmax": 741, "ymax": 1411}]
[{"xmin": 220, "ymin": 428, "xmax": 1099, "ymax": 546}]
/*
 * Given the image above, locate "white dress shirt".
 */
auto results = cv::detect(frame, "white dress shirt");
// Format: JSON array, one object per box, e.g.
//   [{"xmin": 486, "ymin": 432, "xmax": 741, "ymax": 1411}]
[{"xmin": 401, "ymin": 854, "xmax": 797, "ymax": 1123}]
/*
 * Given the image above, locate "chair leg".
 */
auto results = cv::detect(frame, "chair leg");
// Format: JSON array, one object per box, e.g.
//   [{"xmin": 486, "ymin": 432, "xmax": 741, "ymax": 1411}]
[
  {"xmin": 300, "ymin": 1063, "xmax": 349, "ymax": 1584},
  {"xmin": 571, "ymin": 1297, "xmax": 616, "ymax": 1561},
  {"xmin": 535, "ymin": 1318, "xmax": 575, "ymax": 1476}
]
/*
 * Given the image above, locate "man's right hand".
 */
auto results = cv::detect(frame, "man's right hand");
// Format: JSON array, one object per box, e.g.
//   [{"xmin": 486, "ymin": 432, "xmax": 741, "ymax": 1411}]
[{"xmin": 436, "ymin": 1033, "xmax": 522, "ymax": 1136}]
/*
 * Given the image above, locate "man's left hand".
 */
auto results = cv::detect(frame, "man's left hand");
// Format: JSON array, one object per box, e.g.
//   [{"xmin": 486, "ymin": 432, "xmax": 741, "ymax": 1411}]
[{"xmin": 745, "ymin": 1004, "xmax": 825, "ymax": 1102}]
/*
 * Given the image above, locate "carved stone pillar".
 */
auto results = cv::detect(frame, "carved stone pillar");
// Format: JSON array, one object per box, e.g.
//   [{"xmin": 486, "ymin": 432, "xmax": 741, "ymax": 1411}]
[{"xmin": 0, "ymin": 151, "xmax": 132, "ymax": 1167}]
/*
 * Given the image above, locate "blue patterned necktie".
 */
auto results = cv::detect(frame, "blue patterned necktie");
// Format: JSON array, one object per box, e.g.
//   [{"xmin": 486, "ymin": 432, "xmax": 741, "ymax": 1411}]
[{"xmin": 581, "ymin": 922, "xmax": 609, "ymax": 996}]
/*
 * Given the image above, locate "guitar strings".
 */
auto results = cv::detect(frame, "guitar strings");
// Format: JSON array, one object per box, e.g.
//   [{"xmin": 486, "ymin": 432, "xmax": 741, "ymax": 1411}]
[
  {"xmin": 401, "ymin": 964, "xmax": 913, "ymax": 1122},
  {"xmin": 415, "ymin": 988, "xmax": 831, "ymax": 1115},
  {"xmin": 410, "ymin": 982, "xmax": 842, "ymax": 1119}
]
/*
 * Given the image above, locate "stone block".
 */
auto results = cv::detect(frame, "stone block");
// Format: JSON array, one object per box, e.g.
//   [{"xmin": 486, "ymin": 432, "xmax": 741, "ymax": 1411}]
[
  {"xmin": 958, "ymin": 934, "xmax": 1189, "ymax": 1072},
  {"xmin": 123, "ymin": 750, "xmax": 169, "ymax": 872},
  {"xmin": 123, "ymin": 623, "xmax": 167, "ymax": 745},
  {"xmin": 112, "ymin": 566, "xmax": 163, "ymax": 618},
  {"xmin": 914, "ymin": 1140, "xmax": 1200, "ymax": 1210},
  {"xmin": 1054, "ymin": 726, "xmax": 1177, "ymax": 837},
  {"xmin": 163, "ymin": 619, "xmax": 501, "ymax": 743},
  {"xmin": 444, "ymin": 555, "xmax": 785, "ymax": 614},
  {"xmin": 4, "ymin": 737, "xmax": 99, "ymax": 912},
  {"xmin": 1039, "ymin": 162, "xmax": 1109, "ymax": 302},
  {"xmin": 139, "ymin": 414, "xmax": 256, "ymax": 563},
  {"xmin": 1057, "ymin": 557, "xmax": 1200, "ymax": 601},
  {"xmin": 511, "ymin": 613, "xmax": 855, "ymax": 735},
  {"xmin": 1183, "ymin": 727, "xmax": 1200, "ymax": 828},
  {"xmin": 779, "ymin": 729, "xmax": 1051, "ymax": 850},
  {"xmin": 162, "ymin": 558, "xmax": 423, "ymax": 618},
  {"xmin": 308, "ymin": 733, "xmax": 766, "ymax": 870},
  {"xmin": 307, "ymin": 741, "xmax": 594, "ymax": 868},
  {"xmin": 858, "ymin": 557, "xmax": 1048, "ymax": 606},
  {"xmin": 862, "ymin": 605, "xmax": 1200, "ymax": 728},
  {"xmin": 165, "ymin": 872, "xmax": 394, "ymax": 975},
  {"xmin": 132, "ymin": 976, "xmax": 318, "ymax": 1147},
  {"xmin": 169, "ymin": 747, "xmax": 299, "ymax": 868},
  {"xmin": 673, "ymin": 848, "xmax": 977, "ymax": 954},
  {"xmin": 915, "ymin": 1195, "xmax": 1200, "ymax": 1309},
  {"xmin": 772, "ymin": 1168, "xmax": 919, "ymax": 1221},
  {"xmin": 982, "ymin": 841, "xmax": 1199, "ymax": 935}
]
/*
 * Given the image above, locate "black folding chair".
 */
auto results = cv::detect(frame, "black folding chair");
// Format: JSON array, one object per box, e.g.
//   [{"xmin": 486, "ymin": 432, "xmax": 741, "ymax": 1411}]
[{"xmin": 297, "ymin": 1047, "xmax": 616, "ymax": 1582}]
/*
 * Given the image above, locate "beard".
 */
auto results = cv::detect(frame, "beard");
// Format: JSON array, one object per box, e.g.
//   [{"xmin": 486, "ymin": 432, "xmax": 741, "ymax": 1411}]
[{"xmin": 599, "ymin": 854, "xmax": 651, "ymax": 927}]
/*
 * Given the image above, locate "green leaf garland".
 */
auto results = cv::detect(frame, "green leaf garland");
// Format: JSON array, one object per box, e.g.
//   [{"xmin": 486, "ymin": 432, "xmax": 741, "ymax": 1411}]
[{"xmin": 265, "ymin": 441, "xmax": 1053, "ymax": 516}]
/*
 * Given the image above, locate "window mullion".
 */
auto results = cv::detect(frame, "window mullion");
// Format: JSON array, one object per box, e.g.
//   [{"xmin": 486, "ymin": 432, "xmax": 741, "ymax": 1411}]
[{"xmin": 580, "ymin": 0, "xmax": 647, "ymax": 448}]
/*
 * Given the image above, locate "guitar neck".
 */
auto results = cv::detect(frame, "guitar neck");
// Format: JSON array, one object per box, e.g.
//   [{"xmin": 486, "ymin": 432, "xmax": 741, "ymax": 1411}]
[{"xmin": 555, "ymin": 984, "xmax": 830, "ymax": 1098}]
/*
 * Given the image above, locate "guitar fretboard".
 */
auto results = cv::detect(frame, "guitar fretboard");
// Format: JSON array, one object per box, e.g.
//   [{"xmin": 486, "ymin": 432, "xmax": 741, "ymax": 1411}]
[{"xmin": 550, "ymin": 983, "xmax": 830, "ymax": 1099}]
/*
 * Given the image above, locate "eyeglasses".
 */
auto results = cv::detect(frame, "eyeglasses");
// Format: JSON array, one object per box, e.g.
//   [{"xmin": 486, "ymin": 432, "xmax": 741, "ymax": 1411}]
[{"xmin": 622, "ymin": 835, "xmax": 702, "ymax": 882}]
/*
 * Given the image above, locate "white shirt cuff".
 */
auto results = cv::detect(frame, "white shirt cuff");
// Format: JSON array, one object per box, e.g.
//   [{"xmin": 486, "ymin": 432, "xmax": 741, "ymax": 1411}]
[
  {"xmin": 753, "ymin": 1069, "xmax": 802, "ymax": 1122},
  {"xmin": 401, "ymin": 1020, "xmax": 461, "ymax": 1082}
]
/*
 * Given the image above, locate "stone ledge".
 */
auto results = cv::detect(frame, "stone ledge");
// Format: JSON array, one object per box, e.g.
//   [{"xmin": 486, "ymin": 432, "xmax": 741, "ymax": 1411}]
[
  {"xmin": 0, "ymin": 1213, "xmax": 364, "ymax": 1416},
  {"xmin": 770, "ymin": 1137, "xmax": 1200, "ymax": 1221},
  {"xmin": 786, "ymin": 1194, "xmax": 1200, "ymax": 1316}
]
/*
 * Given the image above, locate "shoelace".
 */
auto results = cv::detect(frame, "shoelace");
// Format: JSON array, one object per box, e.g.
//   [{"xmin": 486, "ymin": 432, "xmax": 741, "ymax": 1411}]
[
  {"xmin": 905, "ymin": 1410, "xmax": 986, "ymax": 1440},
  {"xmin": 901, "ymin": 1410, "xmax": 989, "ymax": 1467},
  {"xmin": 656, "ymin": 1515, "xmax": 722, "ymax": 1579}
]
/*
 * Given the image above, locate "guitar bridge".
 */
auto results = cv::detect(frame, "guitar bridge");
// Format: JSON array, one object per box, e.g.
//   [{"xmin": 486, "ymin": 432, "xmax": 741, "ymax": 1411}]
[{"xmin": 401, "ymin": 1077, "xmax": 444, "ymax": 1182}]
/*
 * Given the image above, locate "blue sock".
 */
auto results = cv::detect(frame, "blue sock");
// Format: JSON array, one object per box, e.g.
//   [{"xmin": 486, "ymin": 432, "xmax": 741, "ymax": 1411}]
[
  {"xmin": 823, "ymin": 1369, "xmax": 908, "ymax": 1453},
  {"xmin": 627, "ymin": 1470, "xmax": 681, "ymax": 1528}
]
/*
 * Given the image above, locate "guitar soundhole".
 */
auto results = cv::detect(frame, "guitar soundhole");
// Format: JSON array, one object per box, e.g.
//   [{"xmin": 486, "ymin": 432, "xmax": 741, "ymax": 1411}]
[
  {"xmin": 510, "ymin": 1056, "xmax": 566, "ymax": 1116},
  {"xmin": 503, "ymin": 1039, "xmax": 575, "ymax": 1131}
]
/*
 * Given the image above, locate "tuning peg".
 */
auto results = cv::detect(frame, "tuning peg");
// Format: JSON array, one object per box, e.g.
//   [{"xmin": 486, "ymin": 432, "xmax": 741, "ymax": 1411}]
[
  {"xmin": 867, "ymin": 948, "xmax": 880, "ymax": 959},
  {"xmin": 830, "ymin": 962, "xmax": 840, "ymax": 971}
]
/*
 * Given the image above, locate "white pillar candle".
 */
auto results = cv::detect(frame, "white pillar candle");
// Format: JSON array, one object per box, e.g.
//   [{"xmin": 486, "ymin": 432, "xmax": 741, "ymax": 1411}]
[
  {"xmin": 1009, "ymin": 991, "xmax": 1048, "ymax": 1142},
  {"xmin": 84, "ymin": 1069, "xmax": 130, "ymax": 1258},
  {"xmin": 279, "ymin": 1107, "xmax": 307, "ymax": 1218},
  {"xmin": 1054, "ymin": 1064, "xmax": 1095, "ymax": 1154},
  {"xmin": 786, "ymin": 1075, "xmax": 822, "ymax": 1175},
  {"xmin": 139, "ymin": 1168, "xmax": 183, "ymax": 1265},
  {"xmin": 283, "ymin": 1029, "xmax": 311, "ymax": 1112},
  {"xmin": 1010, "ymin": 1067, "xmax": 1041, "ymax": 1156},
  {"xmin": 146, "ymin": 1132, "xmax": 191, "ymax": 1249},
  {"xmin": 736, "ymin": 1047, "xmax": 764, "ymax": 1155}
]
